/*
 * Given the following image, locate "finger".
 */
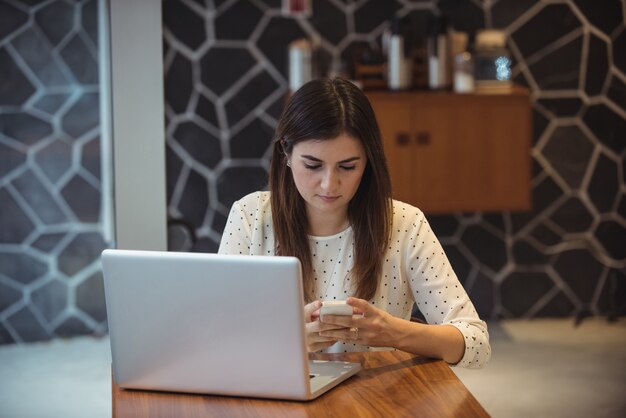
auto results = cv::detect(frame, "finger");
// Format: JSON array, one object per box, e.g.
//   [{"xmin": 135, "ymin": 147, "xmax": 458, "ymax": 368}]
[
  {"xmin": 320, "ymin": 327, "xmax": 359, "ymax": 342},
  {"xmin": 346, "ymin": 297, "xmax": 372, "ymax": 316},
  {"xmin": 319, "ymin": 314, "xmax": 354, "ymax": 328},
  {"xmin": 304, "ymin": 300, "xmax": 322, "ymax": 322}
]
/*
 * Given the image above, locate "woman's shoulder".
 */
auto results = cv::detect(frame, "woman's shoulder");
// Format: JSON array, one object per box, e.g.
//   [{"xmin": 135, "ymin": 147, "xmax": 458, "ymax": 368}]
[
  {"xmin": 233, "ymin": 191, "xmax": 272, "ymax": 209},
  {"xmin": 391, "ymin": 199, "xmax": 425, "ymax": 220}
]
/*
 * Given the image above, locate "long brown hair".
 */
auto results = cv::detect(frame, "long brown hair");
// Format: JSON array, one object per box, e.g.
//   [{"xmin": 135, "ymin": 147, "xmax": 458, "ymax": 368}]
[{"xmin": 268, "ymin": 77, "xmax": 392, "ymax": 302}]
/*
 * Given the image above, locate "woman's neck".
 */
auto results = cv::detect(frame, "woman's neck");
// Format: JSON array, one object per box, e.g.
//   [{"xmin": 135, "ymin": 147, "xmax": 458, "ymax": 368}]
[{"xmin": 306, "ymin": 209, "xmax": 350, "ymax": 237}]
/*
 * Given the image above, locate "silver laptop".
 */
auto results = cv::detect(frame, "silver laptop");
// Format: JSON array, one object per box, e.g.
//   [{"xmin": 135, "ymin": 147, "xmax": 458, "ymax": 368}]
[{"xmin": 101, "ymin": 249, "xmax": 361, "ymax": 401}]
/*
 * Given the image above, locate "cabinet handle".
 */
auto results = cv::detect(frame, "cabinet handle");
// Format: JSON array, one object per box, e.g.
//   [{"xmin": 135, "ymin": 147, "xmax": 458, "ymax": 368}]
[
  {"xmin": 396, "ymin": 132, "xmax": 411, "ymax": 145},
  {"xmin": 415, "ymin": 131, "xmax": 430, "ymax": 145}
]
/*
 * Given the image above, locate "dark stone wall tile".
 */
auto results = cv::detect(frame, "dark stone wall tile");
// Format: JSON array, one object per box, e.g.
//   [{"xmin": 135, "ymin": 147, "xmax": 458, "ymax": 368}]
[
  {"xmin": 60, "ymin": 174, "xmax": 101, "ymax": 222},
  {"xmin": 35, "ymin": 139, "xmax": 72, "ymax": 184},
  {"xmin": 31, "ymin": 280, "xmax": 67, "ymax": 323},
  {"xmin": 549, "ymin": 197, "xmax": 593, "ymax": 233},
  {"xmin": 59, "ymin": 33, "xmax": 98, "ymax": 84},
  {"xmin": 196, "ymin": 94, "xmax": 218, "ymax": 127},
  {"xmin": 0, "ymin": 282, "xmax": 21, "ymax": 311},
  {"xmin": 529, "ymin": 222, "xmax": 561, "ymax": 246},
  {"xmin": 211, "ymin": 211, "xmax": 228, "ymax": 238},
  {"xmin": 583, "ymin": 104, "xmax": 626, "ymax": 155},
  {"xmin": 490, "ymin": 0, "xmax": 538, "ymax": 29},
  {"xmin": 200, "ymin": 47, "xmax": 255, "ymax": 96},
  {"xmin": 588, "ymin": 153, "xmax": 619, "ymax": 213},
  {"xmin": 82, "ymin": 0, "xmax": 99, "ymax": 48},
  {"xmin": 57, "ymin": 232, "xmax": 106, "ymax": 277},
  {"xmin": 12, "ymin": 169, "xmax": 68, "ymax": 224},
  {"xmin": 0, "ymin": 188, "xmax": 35, "ymax": 244},
  {"xmin": 173, "ymin": 121, "xmax": 222, "ymax": 168},
  {"xmin": 31, "ymin": 232, "xmax": 66, "ymax": 252},
  {"xmin": 12, "ymin": 28, "xmax": 70, "ymax": 87},
  {"xmin": 354, "ymin": 0, "xmax": 398, "ymax": 34},
  {"xmin": 54, "ymin": 316, "xmax": 92, "ymax": 337},
  {"xmin": 512, "ymin": 239, "xmax": 548, "ymax": 265},
  {"xmin": 438, "ymin": 0, "xmax": 484, "ymax": 33},
  {"xmin": 217, "ymin": 166, "xmax": 268, "ymax": 209},
  {"xmin": 0, "ymin": 2, "xmax": 28, "ymax": 38},
  {"xmin": 532, "ymin": 107, "xmax": 549, "ymax": 144},
  {"xmin": 618, "ymin": 194, "xmax": 626, "ymax": 221},
  {"xmin": 541, "ymin": 126, "xmax": 593, "ymax": 189},
  {"xmin": 179, "ymin": 169, "xmax": 209, "ymax": 229},
  {"xmin": 76, "ymin": 271, "xmax": 106, "ymax": 322},
  {"xmin": 597, "ymin": 269, "xmax": 626, "ymax": 316},
  {"xmin": 81, "ymin": 135, "xmax": 101, "ymax": 179},
  {"xmin": 0, "ymin": 47, "xmax": 35, "ymax": 106},
  {"xmin": 554, "ymin": 249, "xmax": 603, "ymax": 303},
  {"xmin": 468, "ymin": 272, "xmax": 493, "ymax": 318},
  {"xmin": 510, "ymin": 175, "xmax": 563, "ymax": 232},
  {"xmin": 537, "ymin": 98, "xmax": 583, "ymax": 117},
  {"xmin": 163, "ymin": 0, "xmax": 206, "ymax": 50},
  {"xmin": 33, "ymin": 92, "xmax": 71, "ymax": 115},
  {"xmin": 230, "ymin": 118, "xmax": 274, "ymax": 159},
  {"xmin": 0, "ymin": 143, "xmax": 26, "ymax": 177},
  {"xmin": 594, "ymin": 220, "xmax": 626, "ymax": 260},
  {"xmin": 511, "ymin": 4, "xmax": 581, "ymax": 58},
  {"xmin": 35, "ymin": 0, "xmax": 74, "ymax": 47},
  {"xmin": 573, "ymin": 0, "xmax": 623, "ymax": 36},
  {"xmin": 534, "ymin": 291, "xmax": 575, "ymax": 316},
  {"xmin": 607, "ymin": 75, "xmax": 626, "ymax": 112},
  {"xmin": 584, "ymin": 34, "xmax": 609, "ymax": 97},
  {"xmin": 461, "ymin": 224, "xmax": 507, "ymax": 272},
  {"xmin": 61, "ymin": 92, "xmax": 99, "ymax": 138},
  {"xmin": 165, "ymin": 53, "xmax": 193, "ymax": 114},
  {"xmin": 308, "ymin": 0, "xmax": 347, "ymax": 45},
  {"xmin": 215, "ymin": 0, "xmax": 263, "ymax": 40},
  {"xmin": 7, "ymin": 307, "xmax": 49, "ymax": 342},
  {"xmin": 426, "ymin": 214, "xmax": 458, "ymax": 238},
  {"xmin": 613, "ymin": 29, "xmax": 626, "ymax": 75},
  {"xmin": 191, "ymin": 237, "xmax": 219, "ymax": 253},
  {"xmin": 165, "ymin": 144, "xmax": 183, "ymax": 202},
  {"xmin": 501, "ymin": 271, "xmax": 553, "ymax": 316},
  {"xmin": 442, "ymin": 245, "xmax": 471, "ymax": 285},
  {"xmin": 0, "ymin": 323, "xmax": 15, "ymax": 344},
  {"xmin": 528, "ymin": 34, "xmax": 582, "ymax": 90},
  {"xmin": 224, "ymin": 71, "xmax": 279, "ymax": 127},
  {"xmin": 0, "ymin": 112, "xmax": 53, "ymax": 146},
  {"xmin": 257, "ymin": 17, "xmax": 308, "ymax": 76}
]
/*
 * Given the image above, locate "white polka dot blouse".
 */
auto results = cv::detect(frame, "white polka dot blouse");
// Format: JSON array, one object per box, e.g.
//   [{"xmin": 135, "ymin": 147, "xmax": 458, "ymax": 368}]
[{"xmin": 218, "ymin": 191, "xmax": 491, "ymax": 368}]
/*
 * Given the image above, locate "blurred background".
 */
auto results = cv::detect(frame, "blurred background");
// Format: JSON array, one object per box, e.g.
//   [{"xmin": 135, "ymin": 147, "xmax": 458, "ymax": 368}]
[{"xmin": 0, "ymin": 0, "xmax": 625, "ymax": 417}]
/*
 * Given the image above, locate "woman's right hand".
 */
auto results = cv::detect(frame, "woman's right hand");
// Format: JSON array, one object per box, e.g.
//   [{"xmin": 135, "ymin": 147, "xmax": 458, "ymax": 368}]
[{"xmin": 304, "ymin": 300, "xmax": 343, "ymax": 352}]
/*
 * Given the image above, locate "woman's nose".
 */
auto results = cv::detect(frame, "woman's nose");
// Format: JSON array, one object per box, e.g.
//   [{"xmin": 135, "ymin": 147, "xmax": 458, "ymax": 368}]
[{"xmin": 320, "ymin": 169, "xmax": 339, "ymax": 191}]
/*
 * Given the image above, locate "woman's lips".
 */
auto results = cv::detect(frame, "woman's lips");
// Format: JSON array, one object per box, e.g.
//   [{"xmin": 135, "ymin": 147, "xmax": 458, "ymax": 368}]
[{"xmin": 318, "ymin": 195, "xmax": 340, "ymax": 203}]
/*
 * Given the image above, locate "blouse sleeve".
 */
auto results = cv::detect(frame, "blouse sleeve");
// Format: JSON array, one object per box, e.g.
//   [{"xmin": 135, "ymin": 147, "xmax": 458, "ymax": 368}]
[
  {"xmin": 218, "ymin": 198, "xmax": 254, "ymax": 255},
  {"xmin": 404, "ymin": 208, "xmax": 491, "ymax": 369}
]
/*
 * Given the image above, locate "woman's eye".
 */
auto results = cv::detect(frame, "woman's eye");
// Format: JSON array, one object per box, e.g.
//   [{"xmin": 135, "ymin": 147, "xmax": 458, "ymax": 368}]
[
  {"xmin": 340, "ymin": 165, "xmax": 356, "ymax": 171},
  {"xmin": 304, "ymin": 164, "xmax": 322, "ymax": 170}
]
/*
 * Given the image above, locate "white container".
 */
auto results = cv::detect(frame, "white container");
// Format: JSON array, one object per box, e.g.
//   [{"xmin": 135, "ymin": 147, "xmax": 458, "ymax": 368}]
[
  {"xmin": 288, "ymin": 39, "xmax": 312, "ymax": 92},
  {"xmin": 453, "ymin": 52, "xmax": 474, "ymax": 93},
  {"xmin": 387, "ymin": 34, "xmax": 412, "ymax": 90}
]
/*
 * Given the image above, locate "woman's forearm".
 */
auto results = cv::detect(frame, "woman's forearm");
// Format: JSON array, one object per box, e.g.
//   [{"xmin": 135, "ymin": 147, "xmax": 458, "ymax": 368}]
[{"xmin": 392, "ymin": 318, "xmax": 465, "ymax": 364}]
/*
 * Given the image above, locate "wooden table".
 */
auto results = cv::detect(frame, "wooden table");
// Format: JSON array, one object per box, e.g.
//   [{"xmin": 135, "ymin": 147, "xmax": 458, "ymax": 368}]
[{"xmin": 112, "ymin": 351, "xmax": 489, "ymax": 417}]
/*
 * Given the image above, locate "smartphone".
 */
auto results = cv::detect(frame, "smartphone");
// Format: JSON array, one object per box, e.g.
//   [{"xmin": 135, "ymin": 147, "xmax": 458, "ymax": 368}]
[{"xmin": 320, "ymin": 300, "xmax": 353, "ymax": 317}]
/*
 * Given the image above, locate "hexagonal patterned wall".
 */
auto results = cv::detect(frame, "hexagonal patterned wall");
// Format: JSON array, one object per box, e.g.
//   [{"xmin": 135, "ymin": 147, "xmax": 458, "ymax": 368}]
[
  {"xmin": 163, "ymin": 0, "xmax": 626, "ymax": 320},
  {"xmin": 0, "ymin": 0, "xmax": 108, "ymax": 344},
  {"xmin": 2, "ymin": 0, "xmax": 625, "ymax": 345}
]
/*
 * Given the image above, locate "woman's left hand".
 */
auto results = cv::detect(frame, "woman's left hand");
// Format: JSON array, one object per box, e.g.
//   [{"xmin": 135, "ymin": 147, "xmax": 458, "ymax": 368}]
[{"xmin": 319, "ymin": 297, "xmax": 402, "ymax": 347}]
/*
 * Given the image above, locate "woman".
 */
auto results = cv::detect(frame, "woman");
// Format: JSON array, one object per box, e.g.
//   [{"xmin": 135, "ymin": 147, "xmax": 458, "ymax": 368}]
[{"xmin": 218, "ymin": 77, "xmax": 490, "ymax": 368}]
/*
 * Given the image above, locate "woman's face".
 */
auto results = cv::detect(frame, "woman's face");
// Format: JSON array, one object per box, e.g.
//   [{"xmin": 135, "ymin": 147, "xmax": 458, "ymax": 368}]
[{"xmin": 288, "ymin": 132, "xmax": 367, "ymax": 224}]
